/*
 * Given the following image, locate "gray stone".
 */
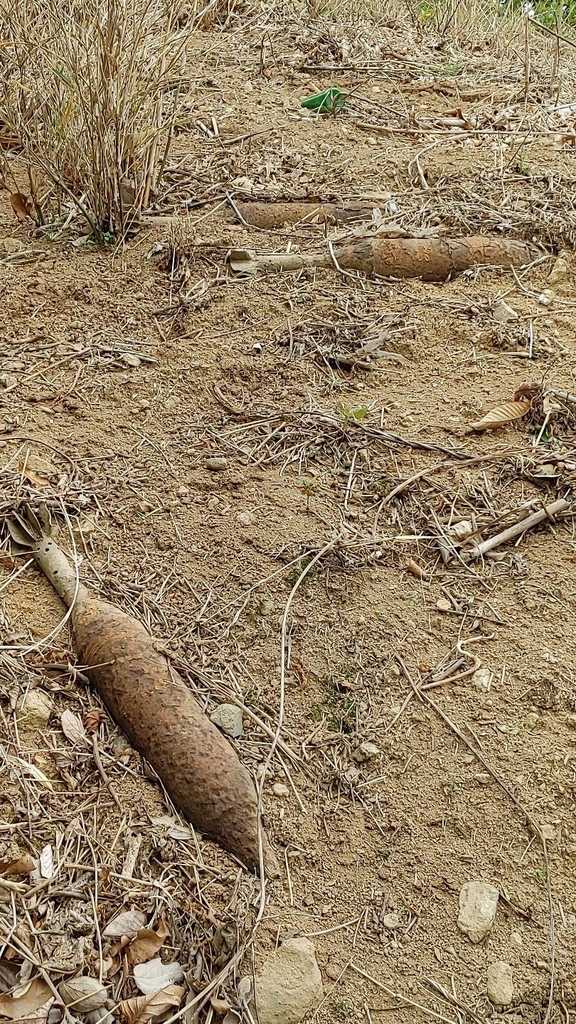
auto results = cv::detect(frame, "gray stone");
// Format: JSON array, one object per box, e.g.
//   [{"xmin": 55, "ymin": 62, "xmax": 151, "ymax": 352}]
[
  {"xmin": 205, "ymin": 457, "xmax": 228, "ymax": 471},
  {"xmin": 249, "ymin": 938, "xmax": 323, "ymax": 1024},
  {"xmin": 17, "ymin": 689, "xmax": 53, "ymax": 731},
  {"xmin": 352, "ymin": 741, "xmax": 381, "ymax": 763},
  {"xmin": 487, "ymin": 962, "xmax": 514, "ymax": 1006},
  {"xmin": 472, "ymin": 668, "xmax": 492, "ymax": 693},
  {"xmin": 492, "ymin": 300, "xmax": 518, "ymax": 322},
  {"xmin": 0, "ymin": 238, "xmax": 24, "ymax": 253},
  {"xmin": 457, "ymin": 880, "xmax": 499, "ymax": 943},
  {"xmin": 210, "ymin": 703, "xmax": 243, "ymax": 738},
  {"xmin": 121, "ymin": 352, "xmax": 141, "ymax": 367}
]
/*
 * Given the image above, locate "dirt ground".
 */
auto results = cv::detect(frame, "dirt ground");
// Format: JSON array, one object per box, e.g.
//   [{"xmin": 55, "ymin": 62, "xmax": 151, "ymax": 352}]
[{"xmin": 2, "ymin": 5, "xmax": 576, "ymax": 1024}]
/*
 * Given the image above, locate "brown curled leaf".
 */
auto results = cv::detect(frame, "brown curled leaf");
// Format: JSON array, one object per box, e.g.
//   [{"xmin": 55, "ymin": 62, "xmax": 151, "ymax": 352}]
[
  {"xmin": 0, "ymin": 979, "xmax": 52, "ymax": 1020},
  {"xmin": 127, "ymin": 919, "xmax": 169, "ymax": 965},
  {"xmin": 9, "ymin": 192, "xmax": 31, "ymax": 222},
  {"xmin": 471, "ymin": 399, "xmax": 531, "ymax": 431},
  {"xmin": 119, "ymin": 985, "xmax": 184, "ymax": 1024}
]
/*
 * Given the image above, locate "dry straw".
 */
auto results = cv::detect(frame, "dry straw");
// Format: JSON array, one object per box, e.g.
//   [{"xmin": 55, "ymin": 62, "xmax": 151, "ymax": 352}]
[{"xmin": 0, "ymin": 0, "xmax": 188, "ymax": 238}]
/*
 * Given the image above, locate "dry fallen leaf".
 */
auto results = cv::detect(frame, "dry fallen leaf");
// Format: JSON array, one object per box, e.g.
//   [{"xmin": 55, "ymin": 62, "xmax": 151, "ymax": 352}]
[
  {"xmin": 133, "ymin": 960, "xmax": 183, "ymax": 996},
  {"xmin": 9, "ymin": 193, "xmax": 31, "ymax": 222},
  {"xmin": 471, "ymin": 400, "xmax": 531, "ymax": 431},
  {"xmin": 83, "ymin": 708, "xmax": 105, "ymax": 733},
  {"xmin": 18, "ymin": 467, "xmax": 51, "ymax": 489},
  {"xmin": 103, "ymin": 910, "xmax": 147, "ymax": 940},
  {"xmin": 0, "ymin": 855, "xmax": 35, "ymax": 876},
  {"xmin": 0, "ymin": 978, "xmax": 52, "ymax": 1020},
  {"xmin": 0, "ymin": 961, "xmax": 19, "ymax": 994},
  {"xmin": 39, "ymin": 845, "xmax": 53, "ymax": 880},
  {"xmin": 60, "ymin": 710, "xmax": 88, "ymax": 747},
  {"xmin": 127, "ymin": 920, "xmax": 169, "ymax": 966},
  {"xmin": 120, "ymin": 985, "xmax": 184, "ymax": 1024},
  {"xmin": 59, "ymin": 977, "xmax": 107, "ymax": 1012},
  {"xmin": 405, "ymin": 558, "xmax": 426, "ymax": 580}
]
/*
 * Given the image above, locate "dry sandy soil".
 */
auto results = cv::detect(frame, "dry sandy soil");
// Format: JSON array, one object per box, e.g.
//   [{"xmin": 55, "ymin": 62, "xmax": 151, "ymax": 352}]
[{"xmin": 1, "ymin": 5, "xmax": 576, "ymax": 1024}]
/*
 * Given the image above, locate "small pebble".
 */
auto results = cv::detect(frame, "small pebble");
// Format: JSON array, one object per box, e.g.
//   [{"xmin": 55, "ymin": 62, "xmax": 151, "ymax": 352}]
[
  {"xmin": 273, "ymin": 783, "xmax": 289, "ymax": 797},
  {"xmin": 122, "ymin": 353, "xmax": 141, "ymax": 367},
  {"xmin": 548, "ymin": 255, "xmax": 569, "ymax": 286},
  {"xmin": 436, "ymin": 597, "xmax": 451, "ymax": 612},
  {"xmin": 205, "ymin": 457, "xmax": 228, "ymax": 471},
  {"xmin": 210, "ymin": 703, "xmax": 243, "ymax": 738},
  {"xmin": 352, "ymin": 741, "xmax": 381, "ymax": 763},
  {"xmin": 303, "ymin": 894, "xmax": 314, "ymax": 907},
  {"xmin": 458, "ymin": 880, "xmax": 499, "ymax": 943},
  {"xmin": 325, "ymin": 963, "xmax": 341, "ymax": 981},
  {"xmin": 510, "ymin": 930, "xmax": 523, "ymax": 947},
  {"xmin": 17, "ymin": 690, "xmax": 53, "ymax": 730},
  {"xmin": 472, "ymin": 667, "xmax": 492, "ymax": 693},
  {"xmin": 0, "ymin": 238, "xmax": 24, "ymax": 253},
  {"xmin": 492, "ymin": 299, "xmax": 518, "ymax": 322},
  {"xmin": 538, "ymin": 289, "xmax": 554, "ymax": 306},
  {"xmin": 382, "ymin": 913, "xmax": 400, "ymax": 930},
  {"xmin": 487, "ymin": 962, "xmax": 514, "ymax": 1006},
  {"xmin": 237, "ymin": 511, "xmax": 256, "ymax": 526},
  {"xmin": 525, "ymin": 712, "xmax": 538, "ymax": 729}
]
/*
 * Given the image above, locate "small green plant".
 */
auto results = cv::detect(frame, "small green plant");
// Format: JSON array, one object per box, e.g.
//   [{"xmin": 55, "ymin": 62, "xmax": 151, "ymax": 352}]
[
  {"xmin": 319, "ymin": 676, "xmax": 357, "ymax": 733},
  {"xmin": 286, "ymin": 554, "xmax": 317, "ymax": 587},
  {"xmin": 418, "ymin": 0, "xmax": 435, "ymax": 19},
  {"xmin": 437, "ymin": 59, "xmax": 461, "ymax": 76},
  {"xmin": 536, "ymin": 862, "xmax": 549, "ymax": 886},
  {"xmin": 339, "ymin": 404, "xmax": 369, "ymax": 424},
  {"xmin": 296, "ymin": 476, "xmax": 318, "ymax": 510},
  {"xmin": 335, "ymin": 1001, "xmax": 354, "ymax": 1021}
]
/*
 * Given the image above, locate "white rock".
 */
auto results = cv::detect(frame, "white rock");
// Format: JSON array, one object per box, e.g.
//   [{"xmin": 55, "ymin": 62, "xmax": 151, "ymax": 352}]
[
  {"xmin": 17, "ymin": 689, "xmax": 53, "ymax": 731},
  {"xmin": 210, "ymin": 703, "xmax": 243, "ymax": 738},
  {"xmin": 273, "ymin": 784, "xmax": 289, "ymax": 797},
  {"xmin": 249, "ymin": 937, "xmax": 323, "ymax": 1024},
  {"xmin": 492, "ymin": 300, "xmax": 518, "ymax": 322},
  {"xmin": 382, "ymin": 913, "xmax": 400, "ymax": 929},
  {"xmin": 457, "ymin": 880, "xmax": 499, "ymax": 943},
  {"xmin": 538, "ymin": 289, "xmax": 554, "ymax": 306},
  {"xmin": 472, "ymin": 667, "xmax": 492, "ymax": 693},
  {"xmin": 352, "ymin": 741, "xmax": 381, "ymax": 763},
  {"xmin": 487, "ymin": 962, "xmax": 514, "ymax": 1006}
]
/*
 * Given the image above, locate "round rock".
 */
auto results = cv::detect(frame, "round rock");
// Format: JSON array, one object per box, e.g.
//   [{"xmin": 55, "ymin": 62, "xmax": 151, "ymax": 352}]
[
  {"xmin": 487, "ymin": 962, "xmax": 514, "ymax": 1006},
  {"xmin": 17, "ymin": 689, "xmax": 54, "ymax": 731}
]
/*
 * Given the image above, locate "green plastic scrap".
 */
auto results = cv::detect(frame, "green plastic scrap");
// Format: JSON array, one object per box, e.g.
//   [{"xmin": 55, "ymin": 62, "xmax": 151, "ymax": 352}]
[{"xmin": 301, "ymin": 87, "xmax": 345, "ymax": 114}]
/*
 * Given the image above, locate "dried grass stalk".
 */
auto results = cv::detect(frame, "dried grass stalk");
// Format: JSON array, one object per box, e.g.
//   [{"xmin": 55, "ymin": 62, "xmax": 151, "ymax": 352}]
[{"xmin": 0, "ymin": 0, "xmax": 187, "ymax": 237}]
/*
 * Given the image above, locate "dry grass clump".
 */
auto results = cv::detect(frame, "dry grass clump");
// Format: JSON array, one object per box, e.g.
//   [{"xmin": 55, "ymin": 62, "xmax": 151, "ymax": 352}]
[{"xmin": 0, "ymin": 0, "xmax": 187, "ymax": 238}]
